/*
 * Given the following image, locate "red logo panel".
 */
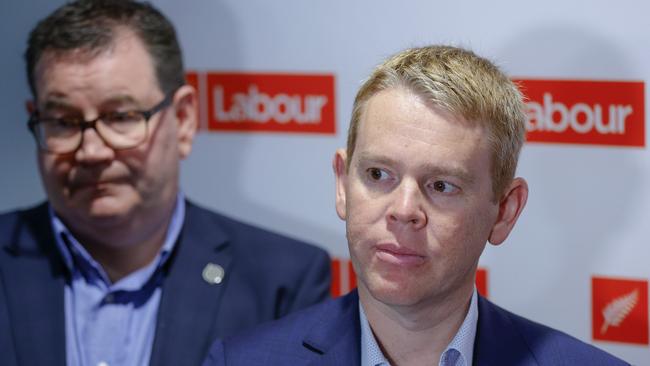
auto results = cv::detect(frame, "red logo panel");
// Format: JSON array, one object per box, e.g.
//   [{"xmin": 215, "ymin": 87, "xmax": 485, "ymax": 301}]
[
  {"xmin": 196, "ymin": 72, "xmax": 336, "ymax": 134},
  {"xmin": 514, "ymin": 79, "xmax": 645, "ymax": 147},
  {"xmin": 186, "ymin": 72, "xmax": 199, "ymax": 92},
  {"xmin": 592, "ymin": 276, "xmax": 649, "ymax": 345},
  {"xmin": 330, "ymin": 258, "xmax": 356, "ymax": 297}
]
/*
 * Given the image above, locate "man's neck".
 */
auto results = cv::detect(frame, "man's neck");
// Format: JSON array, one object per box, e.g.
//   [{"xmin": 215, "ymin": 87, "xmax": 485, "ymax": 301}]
[
  {"xmin": 61, "ymin": 198, "xmax": 178, "ymax": 283},
  {"xmin": 358, "ymin": 283, "xmax": 473, "ymax": 366},
  {"xmin": 78, "ymin": 222, "xmax": 170, "ymax": 283}
]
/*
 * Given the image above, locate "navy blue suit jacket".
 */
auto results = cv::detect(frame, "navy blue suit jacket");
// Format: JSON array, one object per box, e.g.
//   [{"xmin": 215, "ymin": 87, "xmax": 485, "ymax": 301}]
[
  {"xmin": 0, "ymin": 201, "xmax": 331, "ymax": 366},
  {"xmin": 204, "ymin": 290, "xmax": 629, "ymax": 366}
]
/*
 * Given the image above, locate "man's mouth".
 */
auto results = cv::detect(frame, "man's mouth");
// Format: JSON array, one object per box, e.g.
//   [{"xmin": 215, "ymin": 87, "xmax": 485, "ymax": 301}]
[
  {"xmin": 68, "ymin": 176, "xmax": 127, "ymax": 195},
  {"xmin": 374, "ymin": 243, "xmax": 426, "ymax": 266}
]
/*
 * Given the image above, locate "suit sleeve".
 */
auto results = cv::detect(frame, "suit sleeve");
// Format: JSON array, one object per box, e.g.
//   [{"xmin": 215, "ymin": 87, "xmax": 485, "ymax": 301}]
[{"xmin": 202, "ymin": 339, "xmax": 226, "ymax": 366}]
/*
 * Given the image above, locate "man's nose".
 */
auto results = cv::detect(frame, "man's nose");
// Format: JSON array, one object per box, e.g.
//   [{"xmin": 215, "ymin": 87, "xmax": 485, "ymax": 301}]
[
  {"xmin": 386, "ymin": 179, "xmax": 427, "ymax": 230},
  {"xmin": 74, "ymin": 127, "xmax": 115, "ymax": 163}
]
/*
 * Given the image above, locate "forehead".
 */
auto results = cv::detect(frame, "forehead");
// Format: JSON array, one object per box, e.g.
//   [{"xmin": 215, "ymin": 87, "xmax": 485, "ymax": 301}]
[
  {"xmin": 354, "ymin": 87, "xmax": 492, "ymax": 174},
  {"xmin": 358, "ymin": 88, "xmax": 486, "ymax": 147},
  {"xmin": 33, "ymin": 29, "xmax": 160, "ymax": 103}
]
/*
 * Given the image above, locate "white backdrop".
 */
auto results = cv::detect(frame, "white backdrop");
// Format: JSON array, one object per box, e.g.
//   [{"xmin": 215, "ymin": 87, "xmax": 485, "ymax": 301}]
[{"xmin": 1, "ymin": 1, "xmax": 649, "ymax": 364}]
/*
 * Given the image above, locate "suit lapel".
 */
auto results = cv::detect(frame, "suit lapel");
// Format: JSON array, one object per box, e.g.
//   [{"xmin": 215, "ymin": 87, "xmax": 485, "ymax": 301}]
[
  {"xmin": 0, "ymin": 203, "xmax": 66, "ymax": 366},
  {"xmin": 149, "ymin": 201, "xmax": 233, "ymax": 366},
  {"xmin": 473, "ymin": 295, "xmax": 538, "ymax": 366},
  {"xmin": 296, "ymin": 292, "xmax": 540, "ymax": 366},
  {"xmin": 303, "ymin": 290, "xmax": 361, "ymax": 366}
]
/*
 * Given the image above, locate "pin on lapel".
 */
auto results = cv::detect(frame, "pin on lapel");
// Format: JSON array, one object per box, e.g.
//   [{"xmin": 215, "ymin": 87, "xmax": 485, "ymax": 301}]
[{"xmin": 202, "ymin": 263, "xmax": 225, "ymax": 285}]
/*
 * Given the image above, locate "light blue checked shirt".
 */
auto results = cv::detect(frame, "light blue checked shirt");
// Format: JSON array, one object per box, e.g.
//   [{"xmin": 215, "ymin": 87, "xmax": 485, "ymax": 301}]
[
  {"xmin": 51, "ymin": 193, "xmax": 185, "ymax": 366},
  {"xmin": 360, "ymin": 289, "xmax": 478, "ymax": 366}
]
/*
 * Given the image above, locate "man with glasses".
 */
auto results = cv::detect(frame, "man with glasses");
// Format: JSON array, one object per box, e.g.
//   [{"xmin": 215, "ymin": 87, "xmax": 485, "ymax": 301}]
[{"xmin": 0, "ymin": 1, "xmax": 330, "ymax": 366}]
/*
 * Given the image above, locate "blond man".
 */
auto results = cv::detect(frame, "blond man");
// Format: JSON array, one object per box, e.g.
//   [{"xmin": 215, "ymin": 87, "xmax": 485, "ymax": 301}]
[{"xmin": 203, "ymin": 45, "xmax": 627, "ymax": 366}]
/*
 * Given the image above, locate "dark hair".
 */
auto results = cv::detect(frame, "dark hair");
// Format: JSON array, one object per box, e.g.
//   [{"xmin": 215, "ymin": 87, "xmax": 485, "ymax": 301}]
[{"xmin": 25, "ymin": 0, "xmax": 185, "ymax": 98}]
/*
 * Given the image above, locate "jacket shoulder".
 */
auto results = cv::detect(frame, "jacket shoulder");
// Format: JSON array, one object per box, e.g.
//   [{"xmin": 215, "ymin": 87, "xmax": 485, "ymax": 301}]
[
  {"xmin": 479, "ymin": 297, "xmax": 629, "ymax": 366},
  {"xmin": 205, "ymin": 292, "xmax": 359, "ymax": 365},
  {"xmin": 0, "ymin": 202, "xmax": 50, "ymax": 251}
]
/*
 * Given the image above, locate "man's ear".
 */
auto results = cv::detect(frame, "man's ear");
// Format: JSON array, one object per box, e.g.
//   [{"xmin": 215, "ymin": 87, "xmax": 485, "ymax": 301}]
[
  {"xmin": 26, "ymin": 100, "xmax": 35, "ymax": 115},
  {"xmin": 172, "ymin": 85, "xmax": 198, "ymax": 159},
  {"xmin": 333, "ymin": 149, "xmax": 348, "ymax": 220},
  {"xmin": 488, "ymin": 177, "xmax": 528, "ymax": 245}
]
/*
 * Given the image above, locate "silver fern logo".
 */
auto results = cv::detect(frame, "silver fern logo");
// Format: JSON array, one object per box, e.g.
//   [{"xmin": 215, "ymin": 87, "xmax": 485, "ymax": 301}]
[{"xmin": 600, "ymin": 289, "xmax": 639, "ymax": 334}]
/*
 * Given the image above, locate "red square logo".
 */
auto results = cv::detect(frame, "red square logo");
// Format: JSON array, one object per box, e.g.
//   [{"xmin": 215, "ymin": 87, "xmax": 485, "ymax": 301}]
[{"xmin": 592, "ymin": 276, "xmax": 649, "ymax": 345}]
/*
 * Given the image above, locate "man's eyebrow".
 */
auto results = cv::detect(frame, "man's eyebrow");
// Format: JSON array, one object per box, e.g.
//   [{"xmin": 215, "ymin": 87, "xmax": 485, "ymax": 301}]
[
  {"xmin": 426, "ymin": 164, "xmax": 475, "ymax": 184},
  {"xmin": 41, "ymin": 98, "xmax": 76, "ymax": 112},
  {"xmin": 355, "ymin": 152, "xmax": 396, "ymax": 167},
  {"xmin": 99, "ymin": 95, "xmax": 141, "ymax": 108},
  {"xmin": 40, "ymin": 94, "xmax": 141, "ymax": 111},
  {"xmin": 102, "ymin": 94, "xmax": 140, "ymax": 105}
]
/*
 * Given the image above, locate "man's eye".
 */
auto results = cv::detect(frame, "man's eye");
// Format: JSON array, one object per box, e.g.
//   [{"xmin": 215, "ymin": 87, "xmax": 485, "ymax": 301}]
[
  {"xmin": 52, "ymin": 118, "xmax": 80, "ymax": 128},
  {"xmin": 430, "ymin": 181, "xmax": 458, "ymax": 194},
  {"xmin": 367, "ymin": 168, "xmax": 389, "ymax": 181},
  {"xmin": 104, "ymin": 111, "xmax": 142, "ymax": 123}
]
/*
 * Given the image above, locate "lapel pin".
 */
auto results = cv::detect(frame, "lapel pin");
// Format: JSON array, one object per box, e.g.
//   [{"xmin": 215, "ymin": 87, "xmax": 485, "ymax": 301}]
[{"xmin": 202, "ymin": 263, "xmax": 225, "ymax": 285}]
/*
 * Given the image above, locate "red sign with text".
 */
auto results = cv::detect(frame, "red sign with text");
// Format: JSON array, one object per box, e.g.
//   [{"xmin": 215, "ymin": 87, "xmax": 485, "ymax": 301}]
[
  {"xmin": 592, "ymin": 276, "xmax": 649, "ymax": 345},
  {"xmin": 514, "ymin": 79, "xmax": 645, "ymax": 147},
  {"xmin": 189, "ymin": 72, "xmax": 337, "ymax": 134}
]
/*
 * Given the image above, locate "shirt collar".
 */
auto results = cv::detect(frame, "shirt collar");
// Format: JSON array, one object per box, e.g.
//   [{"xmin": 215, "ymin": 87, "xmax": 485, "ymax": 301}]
[
  {"xmin": 50, "ymin": 192, "xmax": 186, "ymax": 288},
  {"xmin": 444, "ymin": 288, "xmax": 478, "ymax": 366},
  {"xmin": 359, "ymin": 301, "xmax": 390, "ymax": 366},
  {"xmin": 359, "ymin": 288, "xmax": 478, "ymax": 366}
]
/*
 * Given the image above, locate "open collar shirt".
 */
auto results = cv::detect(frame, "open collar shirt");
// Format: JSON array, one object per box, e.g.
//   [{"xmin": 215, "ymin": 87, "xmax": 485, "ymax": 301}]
[
  {"xmin": 359, "ymin": 288, "xmax": 478, "ymax": 366},
  {"xmin": 50, "ymin": 193, "xmax": 185, "ymax": 366}
]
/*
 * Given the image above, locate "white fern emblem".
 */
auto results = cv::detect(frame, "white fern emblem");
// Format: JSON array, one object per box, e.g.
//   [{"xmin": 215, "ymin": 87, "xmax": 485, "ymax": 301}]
[{"xmin": 600, "ymin": 289, "xmax": 639, "ymax": 334}]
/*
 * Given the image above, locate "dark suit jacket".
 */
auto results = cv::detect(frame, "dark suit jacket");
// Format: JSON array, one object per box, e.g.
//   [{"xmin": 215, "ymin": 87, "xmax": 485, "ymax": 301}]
[
  {"xmin": 204, "ymin": 290, "xmax": 629, "ymax": 366},
  {"xmin": 0, "ymin": 201, "xmax": 331, "ymax": 366}
]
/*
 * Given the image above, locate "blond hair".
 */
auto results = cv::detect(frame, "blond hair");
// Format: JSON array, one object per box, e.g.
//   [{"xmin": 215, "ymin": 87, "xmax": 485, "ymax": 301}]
[{"xmin": 346, "ymin": 45, "xmax": 526, "ymax": 199}]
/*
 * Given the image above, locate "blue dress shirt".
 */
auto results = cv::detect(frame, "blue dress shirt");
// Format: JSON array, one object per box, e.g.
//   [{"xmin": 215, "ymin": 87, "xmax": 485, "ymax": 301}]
[
  {"xmin": 50, "ymin": 193, "xmax": 185, "ymax": 366},
  {"xmin": 360, "ymin": 289, "xmax": 478, "ymax": 366}
]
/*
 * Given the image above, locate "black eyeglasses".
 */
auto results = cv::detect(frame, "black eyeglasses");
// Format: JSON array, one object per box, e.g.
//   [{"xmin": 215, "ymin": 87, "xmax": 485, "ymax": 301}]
[{"xmin": 28, "ymin": 92, "xmax": 174, "ymax": 154}]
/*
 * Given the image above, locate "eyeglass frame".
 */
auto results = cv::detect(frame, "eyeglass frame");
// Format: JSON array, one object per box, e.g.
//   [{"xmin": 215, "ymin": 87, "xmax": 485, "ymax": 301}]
[{"xmin": 27, "ymin": 91, "xmax": 175, "ymax": 154}]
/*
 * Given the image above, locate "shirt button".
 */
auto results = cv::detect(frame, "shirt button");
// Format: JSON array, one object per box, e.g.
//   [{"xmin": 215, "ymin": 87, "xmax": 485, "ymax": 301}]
[{"xmin": 97, "ymin": 362, "xmax": 109, "ymax": 366}]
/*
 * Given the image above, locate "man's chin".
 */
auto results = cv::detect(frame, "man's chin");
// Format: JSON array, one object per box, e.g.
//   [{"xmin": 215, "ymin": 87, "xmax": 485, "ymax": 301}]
[
  {"xmin": 363, "ymin": 275, "xmax": 428, "ymax": 308},
  {"xmin": 68, "ymin": 196, "xmax": 137, "ymax": 227}
]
